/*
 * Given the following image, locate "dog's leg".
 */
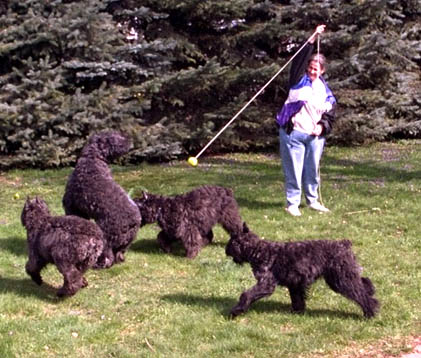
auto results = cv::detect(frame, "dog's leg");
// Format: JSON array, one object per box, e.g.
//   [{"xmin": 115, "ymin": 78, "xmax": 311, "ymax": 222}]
[
  {"xmin": 185, "ymin": 244, "xmax": 201, "ymax": 259},
  {"xmin": 157, "ymin": 231, "xmax": 176, "ymax": 253},
  {"xmin": 288, "ymin": 285, "xmax": 307, "ymax": 313},
  {"xmin": 81, "ymin": 277, "xmax": 88, "ymax": 288},
  {"xmin": 204, "ymin": 230, "xmax": 214, "ymax": 245},
  {"xmin": 94, "ymin": 245, "xmax": 114, "ymax": 269},
  {"xmin": 360, "ymin": 277, "xmax": 380, "ymax": 318},
  {"xmin": 57, "ymin": 264, "xmax": 84, "ymax": 297},
  {"xmin": 114, "ymin": 225, "xmax": 139, "ymax": 263},
  {"xmin": 183, "ymin": 227, "xmax": 202, "ymax": 259},
  {"xmin": 324, "ymin": 271, "xmax": 379, "ymax": 318},
  {"xmin": 25, "ymin": 257, "xmax": 46, "ymax": 286},
  {"xmin": 361, "ymin": 277, "xmax": 375, "ymax": 296},
  {"xmin": 114, "ymin": 250, "xmax": 126, "ymax": 264},
  {"xmin": 230, "ymin": 276, "xmax": 277, "ymax": 317},
  {"xmin": 356, "ymin": 277, "xmax": 379, "ymax": 318},
  {"xmin": 113, "ymin": 242, "xmax": 129, "ymax": 264}
]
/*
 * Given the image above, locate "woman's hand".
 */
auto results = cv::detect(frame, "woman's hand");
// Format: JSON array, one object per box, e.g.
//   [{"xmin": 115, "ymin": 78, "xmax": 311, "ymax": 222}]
[
  {"xmin": 313, "ymin": 124, "xmax": 323, "ymax": 136},
  {"xmin": 310, "ymin": 24, "xmax": 326, "ymax": 43},
  {"xmin": 315, "ymin": 24, "xmax": 326, "ymax": 35}
]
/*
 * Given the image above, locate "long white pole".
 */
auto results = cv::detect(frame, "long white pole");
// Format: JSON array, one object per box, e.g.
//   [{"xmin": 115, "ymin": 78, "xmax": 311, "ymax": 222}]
[{"xmin": 192, "ymin": 29, "xmax": 319, "ymax": 160}]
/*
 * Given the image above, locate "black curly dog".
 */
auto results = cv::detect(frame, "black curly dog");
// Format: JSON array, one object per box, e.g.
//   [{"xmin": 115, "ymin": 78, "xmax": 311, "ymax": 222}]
[
  {"xmin": 226, "ymin": 223, "xmax": 379, "ymax": 318},
  {"xmin": 63, "ymin": 131, "xmax": 141, "ymax": 268},
  {"xmin": 21, "ymin": 197, "xmax": 104, "ymax": 297},
  {"xmin": 134, "ymin": 185, "xmax": 243, "ymax": 259}
]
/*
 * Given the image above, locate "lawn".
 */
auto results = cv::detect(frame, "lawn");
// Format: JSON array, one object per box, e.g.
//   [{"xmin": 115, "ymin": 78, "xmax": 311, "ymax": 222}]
[{"xmin": 0, "ymin": 140, "xmax": 420, "ymax": 357}]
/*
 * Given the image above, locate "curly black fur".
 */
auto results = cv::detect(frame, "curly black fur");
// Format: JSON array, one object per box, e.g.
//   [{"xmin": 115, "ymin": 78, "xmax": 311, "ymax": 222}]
[
  {"xmin": 21, "ymin": 197, "xmax": 104, "ymax": 297},
  {"xmin": 134, "ymin": 185, "xmax": 243, "ymax": 259},
  {"xmin": 62, "ymin": 131, "xmax": 141, "ymax": 268},
  {"xmin": 226, "ymin": 223, "xmax": 380, "ymax": 318}
]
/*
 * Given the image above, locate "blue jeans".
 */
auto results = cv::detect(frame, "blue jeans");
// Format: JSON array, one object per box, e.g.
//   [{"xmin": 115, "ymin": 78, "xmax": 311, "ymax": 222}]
[{"xmin": 279, "ymin": 127, "xmax": 325, "ymax": 207}]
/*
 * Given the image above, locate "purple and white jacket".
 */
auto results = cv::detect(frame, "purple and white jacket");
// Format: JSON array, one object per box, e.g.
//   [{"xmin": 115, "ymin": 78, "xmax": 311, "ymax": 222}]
[{"xmin": 276, "ymin": 43, "xmax": 337, "ymax": 135}]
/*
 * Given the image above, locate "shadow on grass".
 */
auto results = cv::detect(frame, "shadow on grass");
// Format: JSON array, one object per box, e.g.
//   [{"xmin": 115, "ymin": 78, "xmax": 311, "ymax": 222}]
[
  {"xmin": 203, "ymin": 149, "xmax": 421, "ymax": 184},
  {"xmin": 131, "ymin": 237, "xmax": 160, "ymax": 255},
  {"xmin": 161, "ymin": 292, "xmax": 361, "ymax": 320},
  {"xmin": 324, "ymin": 156, "xmax": 421, "ymax": 184},
  {"xmin": 0, "ymin": 276, "xmax": 61, "ymax": 302},
  {"xmin": 0, "ymin": 236, "xmax": 27, "ymax": 257},
  {"xmin": 131, "ymin": 237, "xmax": 228, "ymax": 257},
  {"xmin": 131, "ymin": 237, "xmax": 190, "ymax": 258},
  {"xmin": 236, "ymin": 198, "xmax": 281, "ymax": 210},
  {"xmin": 201, "ymin": 155, "xmax": 280, "ymax": 170}
]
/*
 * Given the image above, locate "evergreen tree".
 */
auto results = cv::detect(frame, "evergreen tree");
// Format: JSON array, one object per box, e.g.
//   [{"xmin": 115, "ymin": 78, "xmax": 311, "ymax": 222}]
[{"xmin": 0, "ymin": 0, "xmax": 420, "ymax": 168}]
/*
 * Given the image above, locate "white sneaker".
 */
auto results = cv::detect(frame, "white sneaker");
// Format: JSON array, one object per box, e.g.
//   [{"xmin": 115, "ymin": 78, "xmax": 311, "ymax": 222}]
[
  {"xmin": 285, "ymin": 205, "xmax": 301, "ymax": 217},
  {"xmin": 309, "ymin": 201, "xmax": 330, "ymax": 212}
]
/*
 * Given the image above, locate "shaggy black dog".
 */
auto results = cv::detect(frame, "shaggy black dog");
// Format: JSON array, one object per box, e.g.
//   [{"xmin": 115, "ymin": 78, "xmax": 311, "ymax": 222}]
[
  {"xmin": 21, "ymin": 197, "xmax": 104, "ymax": 297},
  {"xmin": 134, "ymin": 185, "xmax": 243, "ymax": 259},
  {"xmin": 226, "ymin": 224, "xmax": 379, "ymax": 318},
  {"xmin": 62, "ymin": 131, "xmax": 141, "ymax": 268}
]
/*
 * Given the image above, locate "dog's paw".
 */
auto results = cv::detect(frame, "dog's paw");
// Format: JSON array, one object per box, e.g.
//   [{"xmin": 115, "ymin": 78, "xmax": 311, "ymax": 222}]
[
  {"xmin": 115, "ymin": 252, "xmax": 125, "ymax": 263},
  {"xmin": 57, "ymin": 288, "xmax": 72, "ymax": 297},
  {"xmin": 93, "ymin": 255, "xmax": 113, "ymax": 269},
  {"xmin": 81, "ymin": 277, "xmax": 88, "ymax": 288},
  {"xmin": 30, "ymin": 274, "xmax": 43, "ymax": 286},
  {"xmin": 291, "ymin": 308, "xmax": 305, "ymax": 315},
  {"xmin": 229, "ymin": 306, "xmax": 245, "ymax": 318},
  {"xmin": 185, "ymin": 249, "xmax": 199, "ymax": 259}
]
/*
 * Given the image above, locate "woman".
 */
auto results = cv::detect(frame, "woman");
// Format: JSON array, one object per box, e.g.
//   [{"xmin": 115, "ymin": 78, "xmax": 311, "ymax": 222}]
[{"xmin": 277, "ymin": 24, "xmax": 336, "ymax": 217}]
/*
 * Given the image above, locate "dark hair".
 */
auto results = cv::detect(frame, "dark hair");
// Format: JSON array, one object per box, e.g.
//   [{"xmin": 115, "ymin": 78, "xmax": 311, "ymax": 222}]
[{"xmin": 309, "ymin": 54, "xmax": 326, "ymax": 71}]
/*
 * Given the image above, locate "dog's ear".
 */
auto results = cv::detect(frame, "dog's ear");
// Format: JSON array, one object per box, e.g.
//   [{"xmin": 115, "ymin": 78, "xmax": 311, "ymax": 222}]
[{"xmin": 23, "ymin": 196, "xmax": 30, "ymax": 210}]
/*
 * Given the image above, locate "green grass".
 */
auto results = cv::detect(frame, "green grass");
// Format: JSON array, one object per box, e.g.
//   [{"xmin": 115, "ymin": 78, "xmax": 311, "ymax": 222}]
[{"xmin": 1, "ymin": 141, "xmax": 420, "ymax": 357}]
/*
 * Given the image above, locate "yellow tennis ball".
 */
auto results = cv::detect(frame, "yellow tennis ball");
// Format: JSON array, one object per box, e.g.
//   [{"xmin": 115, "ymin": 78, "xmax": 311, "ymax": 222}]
[
  {"xmin": 13, "ymin": 192, "xmax": 20, "ymax": 200},
  {"xmin": 187, "ymin": 157, "xmax": 198, "ymax": 167}
]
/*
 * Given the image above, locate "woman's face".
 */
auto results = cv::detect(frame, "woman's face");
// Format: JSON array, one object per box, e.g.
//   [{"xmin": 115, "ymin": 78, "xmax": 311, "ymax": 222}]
[{"xmin": 307, "ymin": 60, "xmax": 324, "ymax": 81}]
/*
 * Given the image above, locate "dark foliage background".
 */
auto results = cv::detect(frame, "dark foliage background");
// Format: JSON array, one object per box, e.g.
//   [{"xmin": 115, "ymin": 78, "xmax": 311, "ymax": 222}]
[{"xmin": 0, "ymin": 0, "xmax": 420, "ymax": 169}]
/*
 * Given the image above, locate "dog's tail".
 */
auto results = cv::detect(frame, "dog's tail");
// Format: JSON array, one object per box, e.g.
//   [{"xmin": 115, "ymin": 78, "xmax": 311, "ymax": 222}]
[{"xmin": 361, "ymin": 277, "xmax": 376, "ymax": 296}]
